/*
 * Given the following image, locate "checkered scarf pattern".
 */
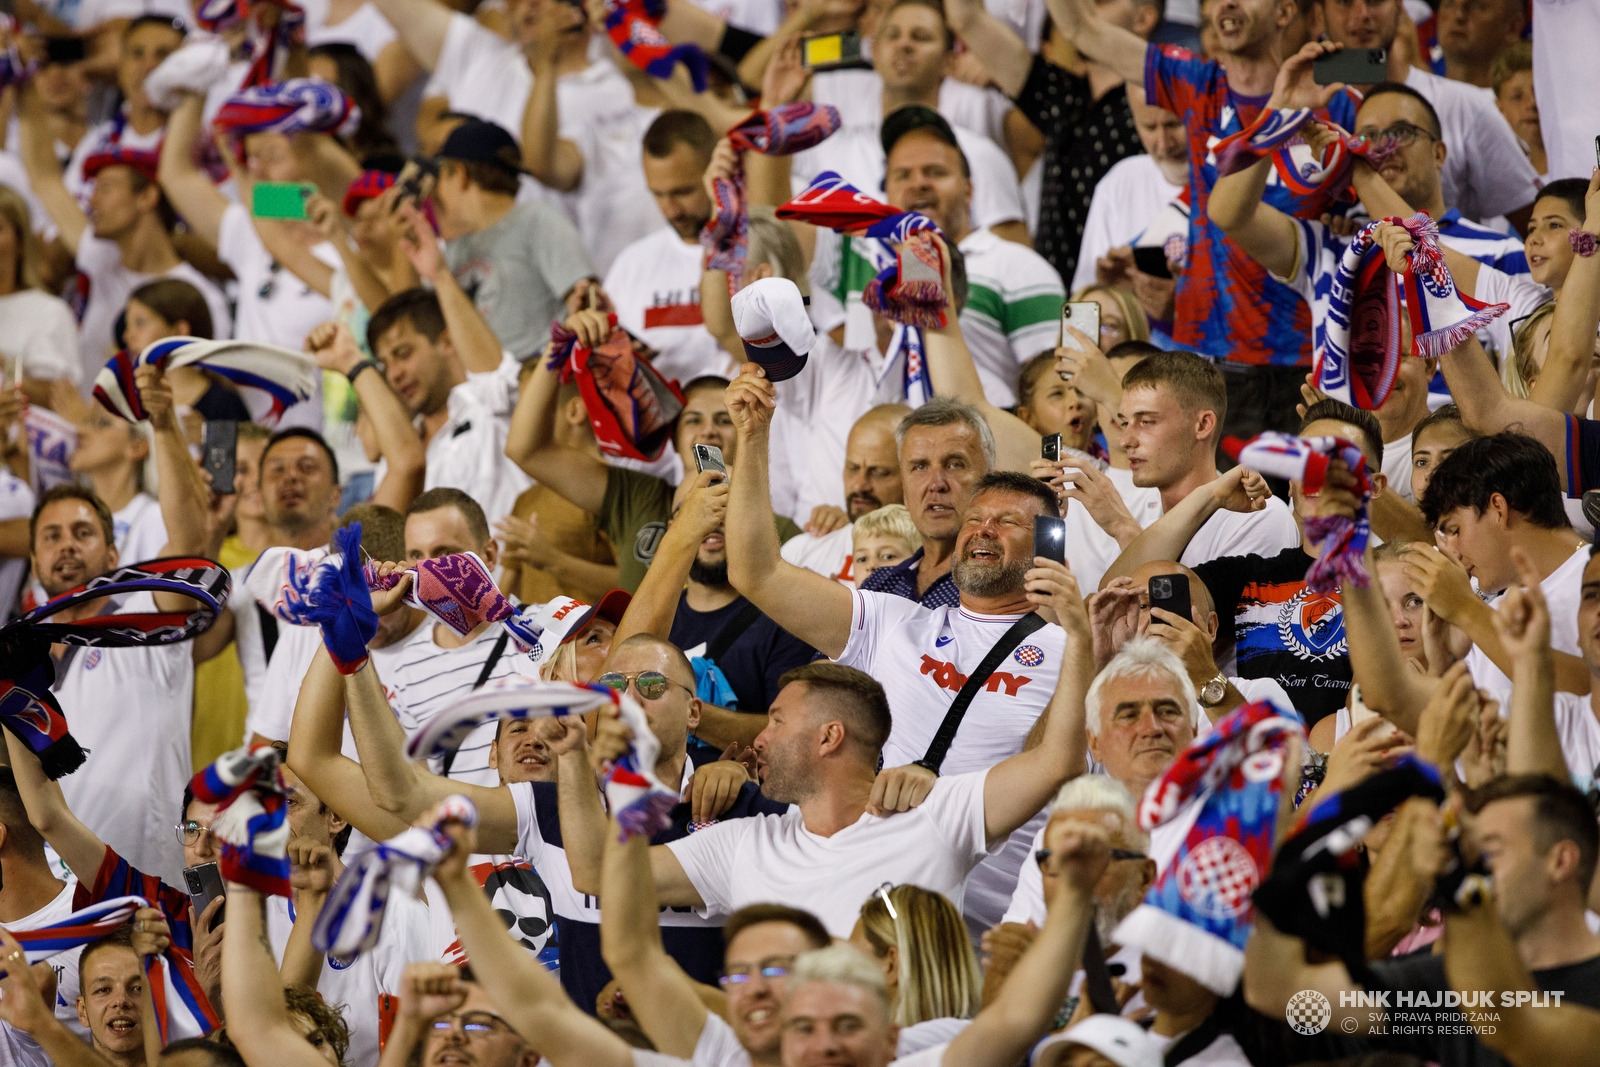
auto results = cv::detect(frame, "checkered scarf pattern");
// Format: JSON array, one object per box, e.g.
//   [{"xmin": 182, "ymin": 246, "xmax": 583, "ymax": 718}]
[
  {"xmin": 1112, "ymin": 700, "xmax": 1305, "ymax": 996},
  {"xmin": 604, "ymin": 0, "xmax": 708, "ymax": 91},
  {"xmin": 702, "ymin": 103, "xmax": 841, "ymax": 289},
  {"xmin": 189, "ymin": 745, "xmax": 291, "ymax": 897},
  {"xmin": 1238, "ymin": 433, "xmax": 1372, "ymax": 592}
]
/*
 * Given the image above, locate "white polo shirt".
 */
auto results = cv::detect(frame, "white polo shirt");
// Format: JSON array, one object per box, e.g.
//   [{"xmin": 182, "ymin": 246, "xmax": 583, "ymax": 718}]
[
  {"xmin": 957, "ymin": 227, "xmax": 1065, "ymax": 408},
  {"xmin": 53, "ymin": 592, "xmax": 193, "ymax": 885},
  {"xmin": 666, "ymin": 770, "xmax": 996, "ymax": 937},
  {"xmin": 1466, "ymin": 545, "xmax": 1589, "ymax": 707}
]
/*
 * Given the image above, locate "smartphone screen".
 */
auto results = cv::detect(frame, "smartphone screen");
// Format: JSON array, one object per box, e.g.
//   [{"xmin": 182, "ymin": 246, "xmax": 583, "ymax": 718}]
[
  {"xmin": 1132, "ymin": 245, "xmax": 1173, "ymax": 279},
  {"xmin": 1060, "ymin": 302, "xmax": 1100, "ymax": 353},
  {"xmin": 1312, "ymin": 47, "xmax": 1387, "ymax": 85},
  {"xmin": 1033, "ymin": 515, "xmax": 1066, "ymax": 564},
  {"xmin": 1041, "ymin": 433, "xmax": 1061, "ymax": 462},
  {"xmin": 202, "ymin": 420, "xmax": 238, "ymax": 495},
  {"xmin": 251, "ymin": 181, "xmax": 317, "ymax": 220},
  {"xmin": 800, "ymin": 30, "xmax": 862, "ymax": 70}
]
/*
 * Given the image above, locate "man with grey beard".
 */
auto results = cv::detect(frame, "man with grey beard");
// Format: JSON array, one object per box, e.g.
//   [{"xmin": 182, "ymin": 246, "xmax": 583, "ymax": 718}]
[{"xmin": 725, "ymin": 361, "xmax": 1086, "ymax": 931}]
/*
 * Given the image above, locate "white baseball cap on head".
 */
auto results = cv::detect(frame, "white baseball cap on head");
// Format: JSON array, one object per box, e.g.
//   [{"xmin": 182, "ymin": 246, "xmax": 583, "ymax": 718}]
[
  {"xmin": 521, "ymin": 590, "xmax": 631, "ymax": 667},
  {"xmin": 732, "ymin": 276, "xmax": 815, "ymax": 382},
  {"xmin": 1029, "ymin": 1015, "xmax": 1163, "ymax": 1067}
]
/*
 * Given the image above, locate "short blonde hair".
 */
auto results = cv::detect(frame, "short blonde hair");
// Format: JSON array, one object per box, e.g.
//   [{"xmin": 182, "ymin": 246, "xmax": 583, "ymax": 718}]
[
  {"xmin": 1490, "ymin": 40, "xmax": 1532, "ymax": 97},
  {"xmin": 1507, "ymin": 301, "xmax": 1557, "ymax": 398},
  {"xmin": 856, "ymin": 885, "xmax": 981, "ymax": 1026},
  {"xmin": 1068, "ymin": 285, "xmax": 1150, "ymax": 343},
  {"xmin": 788, "ymin": 944, "xmax": 890, "ymax": 1008},
  {"xmin": 852, "ymin": 504, "xmax": 921, "ymax": 554}
]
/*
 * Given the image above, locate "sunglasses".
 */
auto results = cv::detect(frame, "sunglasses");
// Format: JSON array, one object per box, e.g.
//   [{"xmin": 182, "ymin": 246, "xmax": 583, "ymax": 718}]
[
  {"xmin": 1034, "ymin": 847, "xmax": 1147, "ymax": 869},
  {"xmin": 597, "ymin": 670, "xmax": 690, "ymax": 701}
]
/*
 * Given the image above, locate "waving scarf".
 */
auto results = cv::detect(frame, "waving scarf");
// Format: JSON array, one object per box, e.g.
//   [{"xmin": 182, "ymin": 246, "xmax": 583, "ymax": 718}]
[
  {"xmin": 604, "ymin": 0, "xmax": 708, "ymax": 91},
  {"xmin": 0, "ymin": 558, "xmax": 230, "ymax": 778},
  {"xmin": 702, "ymin": 104, "xmax": 841, "ymax": 290},
  {"xmin": 9, "ymin": 895, "xmax": 218, "ymax": 1042},
  {"xmin": 145, "ymin": 34, "xmax": 233, "ymax": 111},
  {"xmin": 1238, "ymin": 433, "xmax": 1372, "ymax": 592},
  {"xmin": 213, "ymin": 79, "xmax": 358, "ymax": 161},
  {"xmin": 189, "ymin": 746, "xmax": 291, "ymax": 897},
  {"xmin": 1113, "ymin": 700, "xmax": 1305, "ymax": 996},
  {"xmin": 1317, "ymin": 213, "xmax": 1509, "ymax": 409},
  {"xmin": 409, "ymin": 678, "xmax": 678, "ymax": 839},
  {"xmin": 1253, "ymin": 755, "xmax": 1444, "ymax": 986},
  {"xmin": 294, "ymin": 523, "xmax": 379, "ymax": 674},
  {"xmin": 547, "ymin": 315, "xmax": 686, "ymax": 462},
  {"xmin": 777, "ymin": 171, "xmax": 946, "ymax": 328},
  {"xmin": 95, "ymin": 336, "xmax": 320, "ymax": 426},
  {"xmin": 312, "ymin": 795, "xmax": 477, "ymax": 961},
  {"xmin": 196, "ymin": 0, "xmax": 307, "ymax": 88},
  {"xmin": 1212, "ymin": 108, "xmax": 1398, "ymax": 220}
]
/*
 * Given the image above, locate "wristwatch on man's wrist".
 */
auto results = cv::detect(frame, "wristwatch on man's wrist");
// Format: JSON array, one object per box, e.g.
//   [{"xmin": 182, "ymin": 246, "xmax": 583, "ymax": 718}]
[{"xmin": 1198, "ymin": 672, "xmax": 1228, "ymax": 707}]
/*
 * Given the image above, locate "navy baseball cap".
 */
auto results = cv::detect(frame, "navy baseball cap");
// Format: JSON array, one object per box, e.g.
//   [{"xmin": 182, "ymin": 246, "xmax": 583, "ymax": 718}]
[{"xmin": 435, "ymin": 118, "xmax": 525, "ymax": 176}]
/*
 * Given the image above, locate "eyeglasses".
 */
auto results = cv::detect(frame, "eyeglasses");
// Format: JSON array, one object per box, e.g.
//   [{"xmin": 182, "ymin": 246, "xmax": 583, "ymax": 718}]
[
  {"xmin": 175, "ymin": 821, "xmax": 215, "ymax": 846},
  {"xmin": 597, "ymin": 670, "xmax": 691, "ymax": 701},
  {"xmin": 430, "ymin": 1012, "xmax": 511, "ymax": 1036},
  {"xmin": 1354, "ymin": 121, "xmax": 1434, "ymax": 148},
  {"xmin": 718, "ymin": 955, "xmax": 796, "ymax": 988},
  {"xmin": 1034, "ymin": 847, "xmax": 1147, "ymax": 869}
]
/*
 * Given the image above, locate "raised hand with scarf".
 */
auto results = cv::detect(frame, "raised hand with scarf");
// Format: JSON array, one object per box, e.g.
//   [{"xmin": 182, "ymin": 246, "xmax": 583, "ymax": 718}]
[
  {"xmin": 94, "ymin": 335, "xmax": 320, "ymax": 427},
  {"xmin": 1237, "ymin": 432, "xmax": 1372, "ymax": 592},
  {"xmin": 603, "ymin": 0, "xmax": 709, "ymax": 91},
  {"xmin": 544, "ymin": 310, "xmax": 686, "ymax": 462},
  {"xmin": 189, "ymin": 746, "xmax": 292, "ymax": 897}
]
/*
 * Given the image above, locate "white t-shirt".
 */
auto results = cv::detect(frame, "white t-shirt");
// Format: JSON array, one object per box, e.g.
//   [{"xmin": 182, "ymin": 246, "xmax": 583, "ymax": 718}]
[
  {"xmin": 1071, "ymin": 153, "xmax": 1186, "ymax": 292},
  {"xmin": 1404, "ymin": 66, "xmax": 1541, "ymax": 224},
  {"xmin": 1062, "ymin": 465, "xmax": 1164, "ymax": 595},
  {"xmin": 303, "ymin": 0, "xmax": 398, "ymax": 63},
  {"xmin": 603, "ymin": 226, "xmax": 735, "ymax": 386},
  {"xmin": 1466, "ymin": 545, "xmax": 1589, "ymax": 706},
  {"xmin": 1382, "ymin": 433, "xmax": 1414, "ymax": 504},
  {"xmin": 957, "ymin": 227, "xmax": 1065, "ymax": 407},
  {"xmin": 424, "ymin": 353, "xmax": 533, "ymax": 528},
  {"xmin": 1552, "ymin": 691, "xmax": 1600, "ymax": 793},
  {"xmin": 780, "ymin": 524, "xmax": 856, "ymax": 586},
  {"xmin": 1177, "ymin": 496, "xmax": 1302, "ymax": 572},
  {"xmin": 422, "ymin": 852, "xmax": 559, "ymax": 968},
  {"xmin": 0, "ymin": 878, "xmax": 87, "ymax": 1067},
  {"xmin": 769, "ymin": 332, "xmax": 893, "ymax": 519},
  {"xmin": 54, "ymin": 591, "xmax": 193, "ymax": 885},
  {"xmin": 112, "ymin": 492, "xmax": 167, "ymax": 564},
  {"xmin": 666, "ymin": 770, "xmax": 997, "ymax": 937},
  {"xmin": 0, "ymin": 289, "xmax": 79, "ymax": 382},
  {"xmin": 810, "ymin": 71, "xmax": 1013, "ymax": 151},
  {"xmin": 421, "ymin": 13, "xmax": 531, "ymax": 138},
  {"xmin": 1531, "ymin": 0, "xmax": 1600, "ymax": 180},
  {"xmin": 74, "ymin": 235, "xmax": 233, "ymax": 391},
  {"xmin": 0, "ymin": 469, "xmax": 34, "ymax": 623},
  {"xmin": 266, "ymin": 890, "xmax": 431, "ymax": 1067},
  {"xmin": 681, "ymin": 0, "xmax": 782, "ymax": 33}
]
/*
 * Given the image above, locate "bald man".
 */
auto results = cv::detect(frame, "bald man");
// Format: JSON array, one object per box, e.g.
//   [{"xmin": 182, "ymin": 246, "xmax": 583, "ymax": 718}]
[
  {"xmin": 781, "ymin": 404, "xmax": 913, "ymax": 585},
  {"xmin": 1094, "ymin": 560, "xmax": 1293, "ymax": 725}
]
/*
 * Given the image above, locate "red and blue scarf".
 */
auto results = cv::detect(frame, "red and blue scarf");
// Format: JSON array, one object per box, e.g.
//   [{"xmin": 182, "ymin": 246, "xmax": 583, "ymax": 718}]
[
  {"xmin": 189, "ymin": 746, "xmax": 291, "ymax": 897},
  {"xmin": 1212, "ymin": 108, "xmax": 1398, "ymax": 220},
  {"xmin": 95, "ymin": 336, "xmax": 320, "ymax": 427},
  {"xmin": 196, "ymin": 0, "xmax": 307, "ymax": 89},
  {"xmin": 604, "ymin": 0, "xmax": 708, "ymax": 91},
  {"xmin": 548, "ymin": 315, "xmax": 687, "ymax": 462},
  {"xmin": 214, "ymin": 78, "xmax": 358, "ymax": 161},
  {"xmin": 1238, "ymin": 432, "xmax": 1372, "ymax": 592},
  {"xmin": 702, "ymin": 104, "xmax": 841, "ymax": 290}
]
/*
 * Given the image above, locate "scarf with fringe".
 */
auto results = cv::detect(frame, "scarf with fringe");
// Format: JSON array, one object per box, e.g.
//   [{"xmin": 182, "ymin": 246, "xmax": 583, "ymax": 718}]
[{"xmin": 1238, "ymin": 432, "xmax": 1372, "ymax": 592}]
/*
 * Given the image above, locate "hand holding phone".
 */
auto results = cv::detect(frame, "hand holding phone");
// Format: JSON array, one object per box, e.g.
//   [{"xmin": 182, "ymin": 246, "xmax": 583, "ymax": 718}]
[
  {"xmin": 693, "ymin": 443, "xmax": 726, "ymax": 479},
  {"xmin": 800, "ymin": 30, "xmax": 863, "ymax": 70},
  {"xmin": 1147, "ymin": 573, "xmax": 1192, "ymax": 625},
  {"xmin": 1059, "ymin": 302, "xmax": 1100, "ymax": 358},
  {"xmin": 184, "ymin": 862, "xmax": 227, "ymax": 928},
  {"xmin": 1312, "ymin": 47, "xmax": 1387, "ymax": 86},
  {"xmin": 1041, "ymin": 433, "xmax": 1062, "ymax": 463},
  {"xmin": 252, "ymin": 181, "xmax": 317, "ymax": 220}
]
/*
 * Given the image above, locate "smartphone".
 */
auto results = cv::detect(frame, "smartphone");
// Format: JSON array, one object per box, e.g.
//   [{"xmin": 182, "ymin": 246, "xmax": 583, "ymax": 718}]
[
  {"xmin": 692, "ymin": 443, "xmax": 726, "ymax": 477},
  {"xmin": 202, "ymin": 420, "xmax": 238, "ymax": 496},
  {"xmin": 1060, "ymin": 301, "xmax": 1100, "ymax": 354},
  {"xmin": 1033, "ymin": 515, "xmax": 1066, "ymax": 564},
  {"xmin": 1148, "ymin": 573, "xmax": 1192, "ymax": 624},
  {"xmin": 394, "ymin": 157, "xmax": 438, "ymax": 208},
  {"xmin": 183, "ymin": 862, "xmax": 227, "ymax": 928},
  {"xmin": 1132, "ymin": 245, "xmax": 1173, "ymax": 279},
  {"xmin": 1594, "ymin": 135, "xmax": 1599, "ymax": 169},
  {"xmin": 252, "ymin": 181, "xmax": 317, "ymax": 220},
  {"xmin": 1041, "ymin": 432, "xmax": 1061, "ymax": 463},
  {"xmin": 1312, "ymin": 47, "xmax": 1387, "ymax": 85},
  {"xmin": 800, "ymin": 30, "xmax": 863, "ymax": 71},
  {"xmin": 44, "ymin": 37, "xmax": 86, "ymax": 65}
]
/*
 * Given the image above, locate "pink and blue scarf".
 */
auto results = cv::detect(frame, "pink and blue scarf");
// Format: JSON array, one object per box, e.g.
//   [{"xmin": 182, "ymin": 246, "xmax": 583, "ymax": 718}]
[
  {"xmin": 94, "ymin": 336, "xmax": 319, "ymax": 426},
  {"xmin": 1212, "ymin": 108, "xmax": 1397, "ymax": 220},
  {"xmin": 1113, "ymin": 700, "xmax": 1305, "ymax": 996},
  {"xmin": 213, "ymin": 79, "xmax": 358, "ymax": 160},
  {"xmin": 778, "ymin": 171, "xmax": 946, "ymax": 328},
  {"xmin": 1238, "ymin": 432, "xmax": 1372, "ymax": 592},
  {"xmin": 311, "ymin": 795, "xmax": 477, "ymax": 961},
  {"xmin": 407, "ymin": 678, "xmax": 678, "ymax": 839},
  {"xmin": 604, "ymin": 0, "xmax": 708, "ymax": 91},
  {"xmin": 11, "ymin": 895, "xmax": 218, "ymax": 1042},
  {"xmin": 702, "ymin": 104, "xmax": 841, "ymax": 290},
  {"xmin": 0, "ymin": 557, "xmax": 230, "ymax": 778},
  {"xmin": 189, "ymin": 746, "xmax": 291, "ymax": 897}
]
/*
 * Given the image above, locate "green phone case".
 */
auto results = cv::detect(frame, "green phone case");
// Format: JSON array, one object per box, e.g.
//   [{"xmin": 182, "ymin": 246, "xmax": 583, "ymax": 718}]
[{"xmin": 252, "ymin": 182, "xmax": 317, "ymax": 220}]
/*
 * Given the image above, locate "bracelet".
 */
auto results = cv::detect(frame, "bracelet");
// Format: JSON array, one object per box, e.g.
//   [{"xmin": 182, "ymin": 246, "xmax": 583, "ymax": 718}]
[
  {"xmin": 1570, "ymin": 229, "xmax": 1598, "ymax": 258},
  {"xmin": 346, "ymin": 359, "xmax": 380, "ymax": 384}
]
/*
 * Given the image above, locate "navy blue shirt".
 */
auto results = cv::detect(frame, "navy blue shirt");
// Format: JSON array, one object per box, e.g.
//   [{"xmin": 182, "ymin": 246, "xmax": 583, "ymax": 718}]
[
  {"xmin": 860, "ymin": 547, "xmax": 959, "ymax": 608},
  {"xmin": 668, "ymin": 593, "xmax": 818, "ymax": 714},
  {"xmin": 526, "ymin": 774, "xmax": 789, "ymax": 1013}
]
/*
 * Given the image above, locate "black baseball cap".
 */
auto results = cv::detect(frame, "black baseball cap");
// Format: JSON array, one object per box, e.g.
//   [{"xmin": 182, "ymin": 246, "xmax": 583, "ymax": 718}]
[
  {"xmin": 435, "ymin": 119, "xmax": 525, "ymax": 176},
  {"xmin": 880, "ymin": 105, "xmax": 969, "ymax": 174}
]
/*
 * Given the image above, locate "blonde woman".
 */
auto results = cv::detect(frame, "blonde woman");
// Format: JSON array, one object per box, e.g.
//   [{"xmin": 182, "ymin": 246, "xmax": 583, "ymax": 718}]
[
  {"xmin": 0, "ymin": 183, "xmax": 78, "ymax": 397},
  {"xmin": 849, "ymin": 884, "xmax": 982, "ymax": 1054}
]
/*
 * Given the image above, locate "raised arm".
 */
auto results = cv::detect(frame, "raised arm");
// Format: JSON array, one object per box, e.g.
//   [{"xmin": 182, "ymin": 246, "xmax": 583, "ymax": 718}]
[
  {"xmin": 16, "ymin": 86, "xmax": 87, "ymax": 255},
  {"xmin": 305, "ymin": 322, "xmax": 426, "ymax": 512},
  {"xmin": 285, "ymin": 645, "xmax": 411, "ymax": 841},
  {"xmin": 223, "ymin": 883, "xmax": 346, "ymax": 1067},
  {"xmin": 942, "ymin": 0, "xmax": 1031, "ymax": 98},
  {"xmin": 0, "ymin": 732, "xmax": 107, "ymax": 898},
  {"xmin": 1340, "ymin": 550, "xmax": 1435, "ymax": 735},
  {"xmin": 1042, "ymin": 0, "xmax": 1148, "ymax": 86},
  {"xmin": 1209, "ymin": 153, "xmax": 1300, "ymax": 281},
  {"xmin": 369, "ymin": 0, "xmax": 454, "ymax": 70},
  {"xmin": 396, "ymin": 202, "xmax": 505, "ymax": 374},
  {"xmin": 1530, "ymin": 172, "xmax": 1600, "ymax": 417},
  {"xmin": 982, "ymin": 563, "xmax": 1091, "ymax": 842},
  {"xmin": 1101, "ymin": 467, "xmax": 1272, "ymax": 587},
  {"xmin": 1494, "ymin": 550, "xmax": 1572, "ymax": 781},
  {"xmin": 157, "ymin": 94, "xmax": 229, "ymax": 248},
  {"xmin": 0, "ymin": 928, "xmax": 115, "ymax": 1067},
  {"xmin": 723, "ymin": 364, "xmax": 854, "ymax": 657},
  {"xmin": 503, "ymin": 311, "xmax": 610, "ymax": 513},
  {"xmin": 430, "ymin": 805, "xmax": 635, "ymax": 1067},
  {"xmin": 519, "ymin": 5, "xmax": 585, "ymax": 193}
]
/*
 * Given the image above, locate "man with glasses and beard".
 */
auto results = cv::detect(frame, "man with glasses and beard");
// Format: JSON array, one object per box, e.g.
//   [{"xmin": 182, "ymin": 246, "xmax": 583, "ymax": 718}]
[{"xmin": 369, "ymin": 963, "xmax": 540, "ymax": 1067}]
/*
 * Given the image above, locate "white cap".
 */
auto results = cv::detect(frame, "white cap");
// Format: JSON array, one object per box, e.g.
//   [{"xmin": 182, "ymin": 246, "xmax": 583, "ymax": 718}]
[
  {"xmin": 1030, "ymin": 1016, "xmax": 1163, "ymax": 1067},
  {"xmin": 520, "ymin": 590, "xmax": 630, "ymax": 666},
  {"xmin": 732, "ymin": 276, "xmax": 815, "ymax": 382}
]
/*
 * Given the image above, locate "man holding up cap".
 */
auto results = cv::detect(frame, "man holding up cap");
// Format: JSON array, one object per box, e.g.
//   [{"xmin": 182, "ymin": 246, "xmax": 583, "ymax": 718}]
[{"xmin": 428, "ymin": 117, "xmax": 594, "ymax": 361}]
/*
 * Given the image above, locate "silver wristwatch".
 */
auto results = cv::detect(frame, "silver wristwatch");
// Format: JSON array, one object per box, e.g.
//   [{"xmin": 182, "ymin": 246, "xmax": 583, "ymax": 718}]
[{"xmin": 1199, "ymin": 672, "xmax": 1228, "ymax": 707}]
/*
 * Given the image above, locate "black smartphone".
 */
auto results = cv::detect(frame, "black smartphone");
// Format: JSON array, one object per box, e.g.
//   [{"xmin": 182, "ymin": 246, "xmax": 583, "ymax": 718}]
[
  {"xmin": 1312, "ymin": 47, "xmax": 1386, "ymax": 85},
  {"xmin": 692, "ymin": 443, "xmax": 726, "ymax": 478},
  {"xmin": 393, "ymin": 157, "xmax": 439, "ymax": 209},
  {"xmin": 202, "ymin": 420, "xmax": 238, "ymax": 496},
  {"xmin": 1148, "ymin": 573, "xmax": 1192, "ymax": 624},
  {"xmin": 183, "ymin": 862, "xmax": 227, "ymax": 927},
  {"xmin": 1132, "ymin": 245, "xmax": 1173, "ymax": 279},
  {"xmin": 1033, "ymin": 515, "xmax": 1066, "ymax": 564},
  {"xmin": 800, "ymin": 30, "xmax": 864, "ymax": 71},
  {"xmin": 44, "ymin": 37, "xmax": 86, "ymax": 65},
  {"xmin": 1041, "ymin": 432, "xmax": 1061, "ymax": 463},
  {"xmin": 1594, "ymin": 134, "xmax": 1599, "ymax": 169}
]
